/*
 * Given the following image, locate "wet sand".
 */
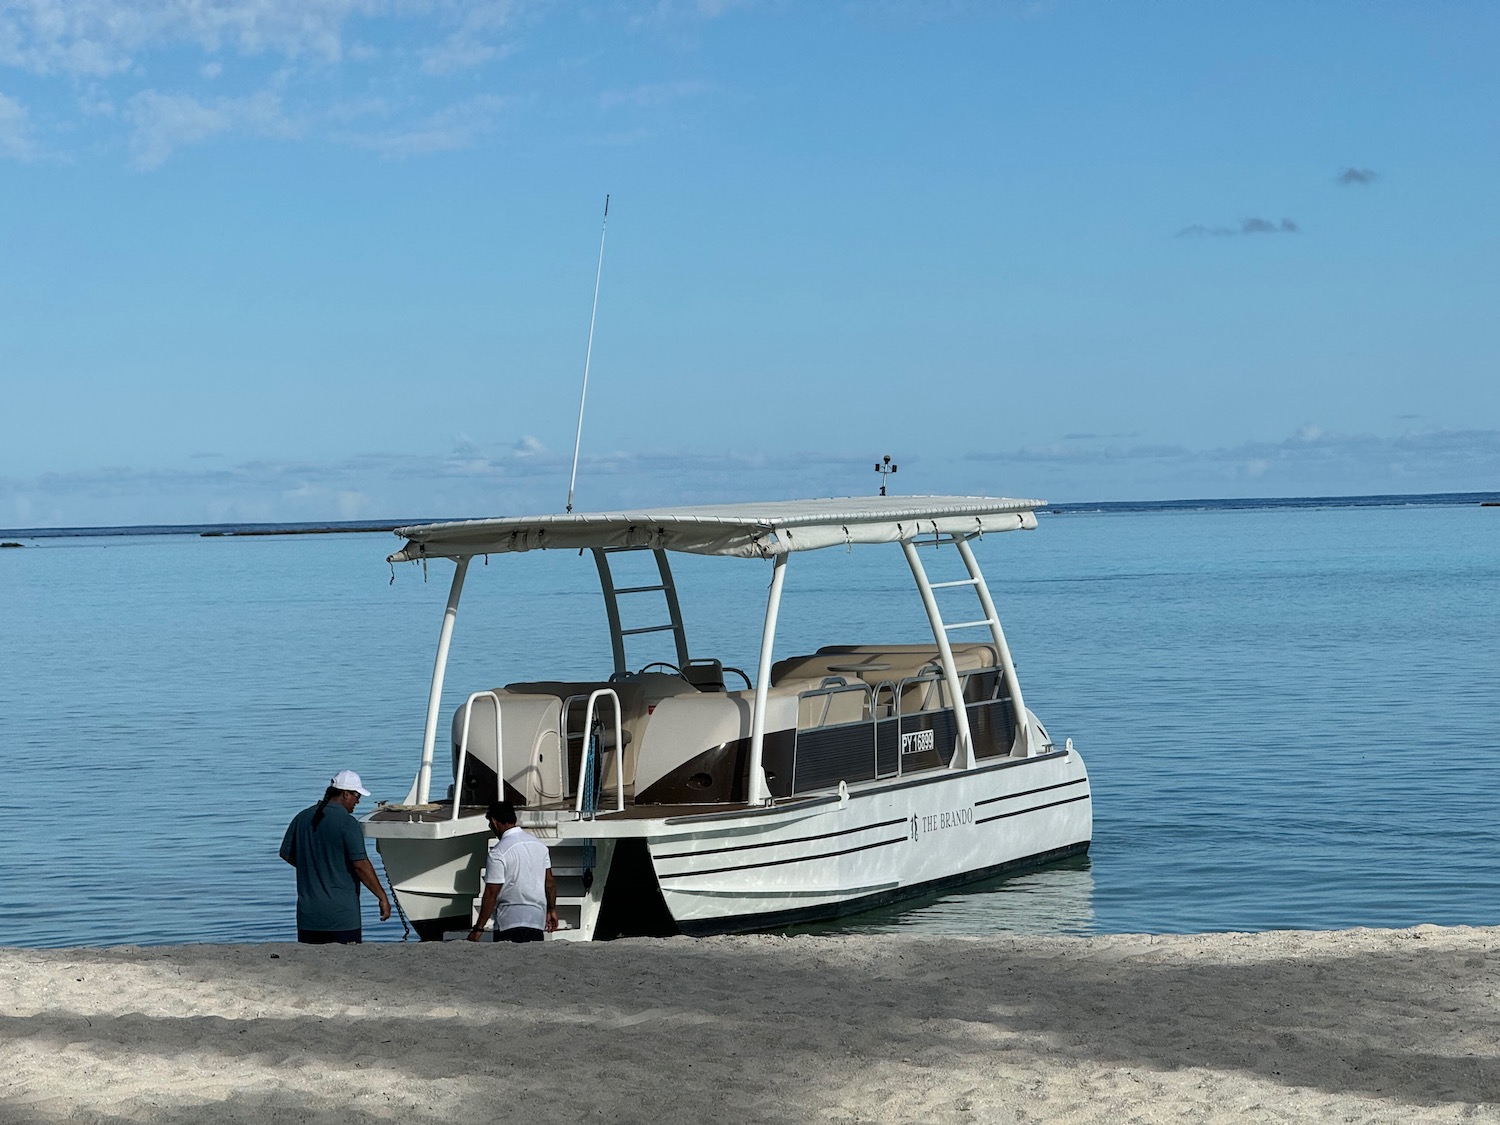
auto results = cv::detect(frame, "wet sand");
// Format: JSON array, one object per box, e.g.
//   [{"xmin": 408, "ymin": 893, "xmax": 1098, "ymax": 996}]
[{"xmin": 3, "ymin": 926, "xmax": 1498, "ymax": 1123}]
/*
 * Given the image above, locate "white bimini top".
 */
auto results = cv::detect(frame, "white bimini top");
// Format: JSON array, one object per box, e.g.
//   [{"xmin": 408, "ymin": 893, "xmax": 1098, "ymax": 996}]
[{"xmin": 388, "ymin": 495, "xmax": 1042, "ymax": 563}]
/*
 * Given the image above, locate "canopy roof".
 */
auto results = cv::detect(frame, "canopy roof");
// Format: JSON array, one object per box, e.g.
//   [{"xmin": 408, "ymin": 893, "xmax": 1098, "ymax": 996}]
[{"xmin": 388, "ymin": 495, "xmax": 1042, "ymax": 562}]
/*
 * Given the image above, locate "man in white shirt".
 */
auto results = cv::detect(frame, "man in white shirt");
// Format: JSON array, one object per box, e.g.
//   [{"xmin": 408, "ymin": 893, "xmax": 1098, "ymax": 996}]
[{"xmin": 467, "ymin": 801, "xmax": 558, "ymax": 942}]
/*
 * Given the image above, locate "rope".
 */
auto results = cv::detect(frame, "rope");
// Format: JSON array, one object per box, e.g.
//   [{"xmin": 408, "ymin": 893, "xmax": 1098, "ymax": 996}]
[{"xmin": 581, "ymin": 718, "xmax": 600, "ymax": 818}]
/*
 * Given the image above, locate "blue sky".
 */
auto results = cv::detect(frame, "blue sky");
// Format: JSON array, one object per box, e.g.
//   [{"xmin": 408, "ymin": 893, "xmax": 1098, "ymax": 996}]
[{"xmin": 2, "ymin": 1, "xmax": 1496, "ymax": 527}]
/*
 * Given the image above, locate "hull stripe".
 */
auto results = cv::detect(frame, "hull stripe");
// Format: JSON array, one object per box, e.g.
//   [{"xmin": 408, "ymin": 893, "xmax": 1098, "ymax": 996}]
[
  {"xmin": 658, "ymin": 834, "xmax": 908, "ymax": 880},
  {"xmin": 974, "ymin": 791, "xmax": 1091, "ymax": 825},
  {"xmin": 659, "ymin": 792, "xmax": 1091, "ymax": 881},
  {"xmin": 653, "ymin": 816, "xmax": 909, "ymax": 862},
  {"xmin": 973, "ymin": 776, "xmax": 1088, "ymax": 808}
]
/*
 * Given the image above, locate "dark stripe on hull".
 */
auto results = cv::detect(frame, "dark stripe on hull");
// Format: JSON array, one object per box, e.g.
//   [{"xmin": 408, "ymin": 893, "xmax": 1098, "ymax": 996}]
[
  {"xmin": 974, "ymin": 776, "xmax": 1088, "ymax": 809},
  {"xmin": 672, "ymin": 840, "xmax": 1091, "ymax": 937},
  {"xmin": 662, "ymin": 832, "xmax": 910, "ymax": 879},
  {"xmin": 975, "ymin": 791, "xmax": 1091, "ymax": 825},
  {"xmin": 655, "ymin": 815, "xmax": 909, "ymax": 863},
  {"xmin": 660, "ymin": 791, "xmax": 1091, "ymax": 880}
]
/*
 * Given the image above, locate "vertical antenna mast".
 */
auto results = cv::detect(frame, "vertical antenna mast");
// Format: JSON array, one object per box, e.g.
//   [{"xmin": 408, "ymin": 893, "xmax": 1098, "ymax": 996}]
[{"xmin": 566, "ymin": 194, "xmax": 610, "ymax": 513}]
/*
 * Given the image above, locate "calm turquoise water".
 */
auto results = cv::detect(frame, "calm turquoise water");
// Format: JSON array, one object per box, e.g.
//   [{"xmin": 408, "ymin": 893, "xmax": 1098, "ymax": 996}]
[{"xmin": 2, "ymin": 502, "xmax": 1497, "ymax": 946}]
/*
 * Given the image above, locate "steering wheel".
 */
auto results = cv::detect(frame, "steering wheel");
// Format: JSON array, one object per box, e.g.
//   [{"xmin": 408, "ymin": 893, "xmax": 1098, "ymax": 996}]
[
  {"xmin": 636, "ymin": 661, "xmax": 682, "ymax": 676},
  {"xmin": 722, "ymin": 666, "xmax": 752, "ymax": 689}
]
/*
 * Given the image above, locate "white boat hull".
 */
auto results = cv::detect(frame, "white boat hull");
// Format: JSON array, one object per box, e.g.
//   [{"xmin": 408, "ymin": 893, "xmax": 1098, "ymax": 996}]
[
  {"xmin": 642, "ymin": 748, "xmax": 1090, "ymax": 933},
  {"xmin": 368, "ymin": 747, "xmax": 1089, "ymax": 939}
]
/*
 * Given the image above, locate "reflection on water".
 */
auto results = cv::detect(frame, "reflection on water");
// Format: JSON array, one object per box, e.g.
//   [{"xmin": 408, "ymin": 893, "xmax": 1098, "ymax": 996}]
[{"xmin": 790, "ymin": 854, "xmax": 1096, "ymax": 937}]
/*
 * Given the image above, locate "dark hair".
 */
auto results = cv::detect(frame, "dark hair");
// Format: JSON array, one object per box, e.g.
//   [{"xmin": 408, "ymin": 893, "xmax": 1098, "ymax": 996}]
[
  {"xmin": 487, "ymin": 800, "xmax": 517, "ymax": 825},
  {"xmin": 311, "ymin": 785, "xmax": 341, "ymax": 828}
]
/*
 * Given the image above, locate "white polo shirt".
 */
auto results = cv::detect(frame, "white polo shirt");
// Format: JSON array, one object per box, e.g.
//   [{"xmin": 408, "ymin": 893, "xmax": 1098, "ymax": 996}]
[{"xmin": 486, "ymin": 826, "xmax": 552, "ymax": 932}]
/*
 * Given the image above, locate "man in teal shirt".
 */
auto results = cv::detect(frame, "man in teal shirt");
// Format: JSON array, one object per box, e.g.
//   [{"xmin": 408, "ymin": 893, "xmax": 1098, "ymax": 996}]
[{"xmin": 280, "ymin": 770, "xmax": 391, "ymax": 943}]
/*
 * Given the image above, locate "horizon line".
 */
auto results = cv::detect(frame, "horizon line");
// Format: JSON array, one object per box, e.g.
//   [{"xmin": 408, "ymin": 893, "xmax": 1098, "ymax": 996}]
[{"xmin": 4, "ymin": 489, "xmax": 1499, "ymax": 540}]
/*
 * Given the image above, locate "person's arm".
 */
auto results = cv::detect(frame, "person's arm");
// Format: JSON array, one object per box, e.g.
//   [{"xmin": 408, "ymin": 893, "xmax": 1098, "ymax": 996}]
[
  {"xmin": 468, "ymin": 881, "xmax": 502, "ymax": 941},
  {"xmin": 279, "ymin": 822, "xmax": 296, "ymax": 866},
  {"xmin": 544, "ymin": 869, "xmax": 559, "ymax": 933},
  {"xmin": 351, "ymin": 859, "xmax": 392, "ymax": 921}
]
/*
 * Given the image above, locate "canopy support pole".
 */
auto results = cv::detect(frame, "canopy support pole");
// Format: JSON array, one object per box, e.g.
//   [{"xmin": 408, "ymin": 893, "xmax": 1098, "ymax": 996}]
[
  {"xmin": 746, "ymin": 552, "xmax": 788, "ymax": 805},
  {"xmin": 409, "ymin": 556, "xmax": 470, "ymax": 805}
]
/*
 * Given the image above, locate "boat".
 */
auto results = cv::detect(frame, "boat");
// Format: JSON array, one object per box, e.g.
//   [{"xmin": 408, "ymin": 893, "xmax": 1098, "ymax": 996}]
[{"xmin": 362, "ymin": 495, "xmax": 1092, "ymax": 940}]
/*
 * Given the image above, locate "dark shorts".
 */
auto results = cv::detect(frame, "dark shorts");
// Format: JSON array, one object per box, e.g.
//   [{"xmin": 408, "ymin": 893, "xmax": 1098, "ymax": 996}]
[
  {"xmin": 298, "ymin": 928, "xmax": 363, "ymax": 944},
  {"xmin": 494, "ymin": 927, "xmax": 545, "ymax": 943}
]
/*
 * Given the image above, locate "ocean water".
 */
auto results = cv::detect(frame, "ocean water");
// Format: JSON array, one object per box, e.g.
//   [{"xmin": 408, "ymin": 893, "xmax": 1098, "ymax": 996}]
[{"xmin": 2, "ymin": 497, "xmax": 1497, "ymax": 947}]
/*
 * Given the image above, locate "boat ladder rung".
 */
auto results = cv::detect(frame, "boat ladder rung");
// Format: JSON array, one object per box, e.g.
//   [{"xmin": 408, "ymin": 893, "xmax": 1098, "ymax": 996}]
[
  {"xmin": 619, "ymin": 623, "xmax": 676, "ymax": 637},
  {"xmin": 928, "ymin": 577, "xmax": 980, "ymax": 589},
  {"xmin": 943, "ymin": 617, "xmax": 999, "ymax": 632},
  {"xmin": 614, "ymin": 583, "xmax": 667, "ymax": 595}
]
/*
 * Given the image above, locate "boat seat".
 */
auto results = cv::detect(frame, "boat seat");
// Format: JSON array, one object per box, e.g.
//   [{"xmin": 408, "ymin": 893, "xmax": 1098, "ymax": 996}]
[
  {"xmin": 772, "ymin": 644, "xmax": 999, "ymax": 717},
  {"xmin": 682, "ymin": 658, "xmax": 726, "ymax": 692},
  {"xmin": 771, "ymin": 644, "xmax": 996, "ymax": 687},
  {"xmin": 796, "ymin": 683, "xmax": 871, "ymax": 729},
  {"xmin": 502, "ymin": 674, "xmax": 697, "ymax": 792}
]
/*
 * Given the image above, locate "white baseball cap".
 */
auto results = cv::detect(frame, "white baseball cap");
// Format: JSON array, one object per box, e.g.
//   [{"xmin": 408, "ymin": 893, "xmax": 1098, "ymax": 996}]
[{"xmin": 331, "ymin": 769, "xmax": 371, "ymax": 796}]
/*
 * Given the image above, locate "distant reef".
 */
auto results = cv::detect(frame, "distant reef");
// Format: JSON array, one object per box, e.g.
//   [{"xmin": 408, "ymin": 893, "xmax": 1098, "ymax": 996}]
[{"xmin": 1, "ymin": 541, "xmax": 24, "ymax": 548}]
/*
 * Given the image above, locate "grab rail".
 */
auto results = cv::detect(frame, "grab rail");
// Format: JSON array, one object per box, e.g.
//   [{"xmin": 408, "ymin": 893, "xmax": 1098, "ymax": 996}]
[
  {"xmin": 574, "ymin": 688, "xmax": 625, "ymax": 819},
  {"xmin": 452, "ymin": 690, "xmax": 502, "ymax": 821},
  {"xmin": 796, "ymin": 677, "xmax": 869, "ymax": 728}
]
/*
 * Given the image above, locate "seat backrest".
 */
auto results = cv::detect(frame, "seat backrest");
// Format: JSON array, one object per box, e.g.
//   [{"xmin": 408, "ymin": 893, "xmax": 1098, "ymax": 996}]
[{"xmin": 682, "ymin": 658, "xmax": 725, "ymax": 692}]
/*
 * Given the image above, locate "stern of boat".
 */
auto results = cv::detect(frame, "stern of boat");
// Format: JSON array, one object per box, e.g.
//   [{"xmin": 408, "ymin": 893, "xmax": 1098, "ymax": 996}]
[{"xmin": 363, "ymin": 804, "xmax": 624, "ymax": 940}]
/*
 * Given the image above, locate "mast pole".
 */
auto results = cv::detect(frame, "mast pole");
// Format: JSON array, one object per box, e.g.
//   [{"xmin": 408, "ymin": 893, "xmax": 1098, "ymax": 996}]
[{"xmin": 566, "ymin": 194, "xmax": 610, "ymax": 513}]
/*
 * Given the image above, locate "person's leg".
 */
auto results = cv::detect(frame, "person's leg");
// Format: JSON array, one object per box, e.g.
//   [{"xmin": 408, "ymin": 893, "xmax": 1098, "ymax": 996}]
[
  {"xmin": 493, "ymin": 927, "xmax": 545, "ymax": 943},
  {"xmin": 298, "ymin": 928, "xmax": 363, "ymax": 944}
]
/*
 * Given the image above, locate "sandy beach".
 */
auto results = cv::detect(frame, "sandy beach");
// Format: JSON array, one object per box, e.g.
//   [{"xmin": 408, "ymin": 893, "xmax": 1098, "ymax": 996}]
[{"xmin": 2, "ymin": 926, "xmax": 1498, "ymax": 1124}]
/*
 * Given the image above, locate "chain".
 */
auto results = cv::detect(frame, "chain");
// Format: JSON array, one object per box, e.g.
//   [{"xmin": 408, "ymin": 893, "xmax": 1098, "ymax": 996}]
[{"xmin": 383, "ymin": 868, "xmax": 412, "ymax": 941}]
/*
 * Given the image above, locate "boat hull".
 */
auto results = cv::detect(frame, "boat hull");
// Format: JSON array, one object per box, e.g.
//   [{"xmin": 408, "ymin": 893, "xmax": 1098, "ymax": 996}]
[
  {"xmin": 369, "ymin": 816, "xmax": 491, "ymax": 938},
  {"xmin": 643, "ymin": 747, "xmax": 1090, "ymax": 934},
  {"xmin": 365, "ymin": 747, "xmax": 1090, "ymax": 939}
]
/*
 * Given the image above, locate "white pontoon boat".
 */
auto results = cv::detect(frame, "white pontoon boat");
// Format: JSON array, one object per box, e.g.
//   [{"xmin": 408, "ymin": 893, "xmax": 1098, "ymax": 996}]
[{"xmin": 363, "ymin": 495, "xmax": 1091, "ymax": 940}]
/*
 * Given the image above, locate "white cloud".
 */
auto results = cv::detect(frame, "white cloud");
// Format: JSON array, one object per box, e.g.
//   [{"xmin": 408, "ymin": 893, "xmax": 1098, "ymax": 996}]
[
  {"xmin": 1, "ymin": 0, "xmax": 534, "ymax": 164},
  {"xmin": 1176, "ymin": 217, "xmax": 1299, "ymax": 238},
  {"xmin": 0, "ymin": 90, "xmax": 35, "ymax": 159},
  {"xmin": 599, "ymin": 79, "xmax": 709, "ymax": 110},
  {"xmin": 0, "ymin": 0, "xmax": 535, "ymax": 76},
  {"xmin": 420, "ymin": 34, "xmax": 500, "ymax": 75},
  {"xmin": 5, "ymin": 429, "xmax": 1498, "ymax": 527},
  {"xmin": 340, "ymin": 93, "xmax": 507, "ymax": 158},
  {"xmin": 125, "ymin": 85, "xmax": 297, "ymax": 167},
  {"xmin": 0, "ymin": 443, "xmax": 876, "ymax": 527},
  {"xmin": 0, "ymin": 0, "xmax": 367, "ymax": 77},
  {"xmin": 966, "ymin": 427, "xmax": 1500, "ymax": 500}
]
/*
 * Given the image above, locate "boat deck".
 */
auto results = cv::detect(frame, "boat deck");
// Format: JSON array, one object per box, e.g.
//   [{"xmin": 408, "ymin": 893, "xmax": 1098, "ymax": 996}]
[{"xmin": 367, "ymin": 796, "xmax": 826, "ymax": 825}]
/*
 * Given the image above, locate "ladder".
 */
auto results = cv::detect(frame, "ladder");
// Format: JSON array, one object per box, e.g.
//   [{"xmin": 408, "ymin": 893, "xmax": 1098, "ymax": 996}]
[
  {"xmin": 591, "ymin": 547, "xmax": 690, "ymax": 676},
  {"xmin": 900, "ymin": 534, "xmax": 1032, "ymax": 767},
  {"xmin": 471, "ymin": 819, "xmax": 613, "ymax": 942}
]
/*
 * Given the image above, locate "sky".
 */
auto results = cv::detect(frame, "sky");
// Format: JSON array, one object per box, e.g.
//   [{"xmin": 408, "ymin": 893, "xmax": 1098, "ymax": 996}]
[{"xmin": 1, "ymin": 0, "xmax": 1497, "ymax": 527}]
